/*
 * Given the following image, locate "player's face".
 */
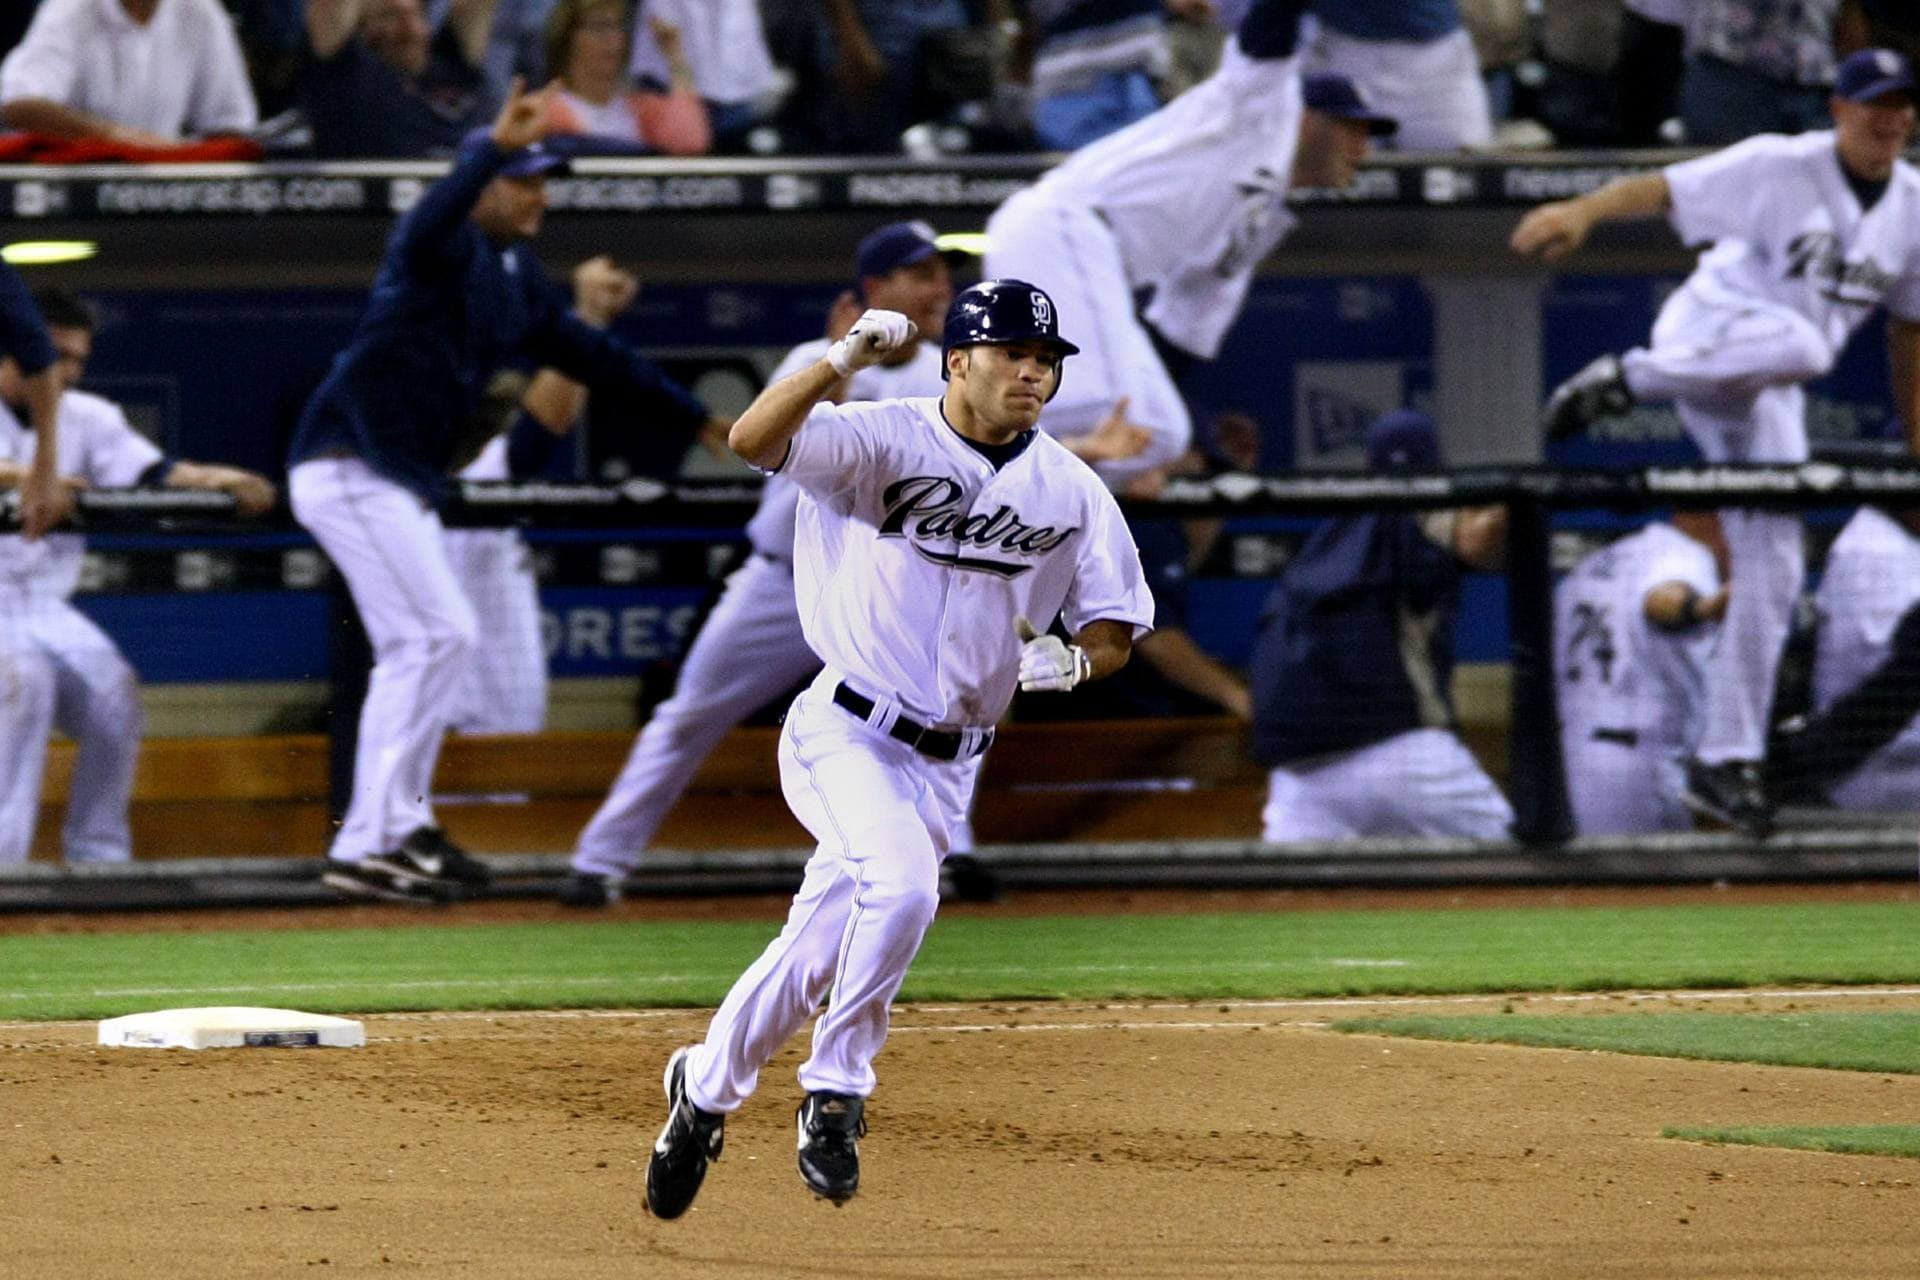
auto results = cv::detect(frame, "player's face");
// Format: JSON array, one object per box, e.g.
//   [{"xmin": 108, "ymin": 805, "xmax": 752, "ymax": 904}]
[
  {"xmin": 1833, "ymin": 90, "xmax": 1917, "ymax": 181},
  {"xmin": 46, "ymin": 325, "xmax": 91, "ymax": 390},
  {"xmin": 948, "ymin": 341, "xmax": 1059, "ymax": 439},
  {"xmin": 1292, "ymin": 112, "xmax": 1371, "ymax": 190},
  {"xmin": 867, "ymin": 256, "xmax": 954, "ymax": 340},
  {"xmin": 472, "ymin": 175, "xmax": 550, "ymax": 242},
  {"xmin": 360, "ymin": 0, "xmax": 433, "ymax": 78}
]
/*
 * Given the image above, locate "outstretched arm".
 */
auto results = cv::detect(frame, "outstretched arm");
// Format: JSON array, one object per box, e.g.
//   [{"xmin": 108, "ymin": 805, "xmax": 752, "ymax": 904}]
[
  {"xmin": 729, "ymin": 310, "xmax": 916, "ymax": 467},
  {"xmin": 162, "ymin": 462, "xmax": 278, "ymax": 517},
  {"xmin": 1509, "ymin": 172, "xmax": 1671, "ymax": 262}
]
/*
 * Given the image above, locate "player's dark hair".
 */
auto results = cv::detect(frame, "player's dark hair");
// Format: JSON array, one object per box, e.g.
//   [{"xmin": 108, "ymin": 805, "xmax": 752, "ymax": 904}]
[{"xmin": 32, "ymin": 287, "xmax": 96, "ymax": 334}]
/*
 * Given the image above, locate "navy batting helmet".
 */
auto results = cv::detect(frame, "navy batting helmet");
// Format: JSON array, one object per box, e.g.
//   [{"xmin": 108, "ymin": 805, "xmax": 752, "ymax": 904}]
[{"xmin": 940, "ymin": 279, "xmax": 1080, "ymax": 397}]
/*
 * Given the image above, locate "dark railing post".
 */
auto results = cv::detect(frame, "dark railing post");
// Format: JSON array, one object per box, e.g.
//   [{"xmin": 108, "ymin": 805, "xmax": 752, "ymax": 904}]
[{"xmin": 1506, "ymin": 493, "xmax": 1574, "ymax": 846}]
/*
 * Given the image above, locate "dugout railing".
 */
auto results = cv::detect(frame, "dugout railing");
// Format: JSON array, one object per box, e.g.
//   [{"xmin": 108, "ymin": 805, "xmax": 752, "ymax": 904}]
[{"xmin": 2, "ymin": 460, "xmax": 1918, "ymax": 911}]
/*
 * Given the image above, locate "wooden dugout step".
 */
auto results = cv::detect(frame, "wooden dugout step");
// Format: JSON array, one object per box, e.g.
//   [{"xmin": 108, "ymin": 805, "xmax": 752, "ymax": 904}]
[{"xmin": 29, "ymin": 717, "xmax": 1349, "ymax": 861}]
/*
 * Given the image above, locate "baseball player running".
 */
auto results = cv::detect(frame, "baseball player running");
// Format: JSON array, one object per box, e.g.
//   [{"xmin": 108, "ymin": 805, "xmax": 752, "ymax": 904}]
[
  {"xmin": 982, "ymin": 0, "xmax": 1315, "ymax": 489},
  {"xmin": 287, "ymin": 79, "xmax": 719, "ymax": 904},
  {"xmin": 0, "ymin": 256, "xmax": 67, "ymax": 539},
  {"xmin": 643, "ymin": 280, "xmax": 1152, "ymax": 1217},
  {"xmin": 1510, "ymin": 47, "xmax": 1920, "ymax": 836},
  {"xmin": 0, "ymin": 289, "xmax": 277, "ymax": 864},
  {"xmin": 1554, "ymin": 514, "xmax": 1728, "ymax": 836}
]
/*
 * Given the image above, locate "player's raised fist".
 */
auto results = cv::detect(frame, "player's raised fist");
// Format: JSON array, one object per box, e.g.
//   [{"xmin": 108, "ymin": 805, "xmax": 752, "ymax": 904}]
[
  {"xmin": 826, "ymin": 309, "xmax": 916, "ymax": 378},
  {"xmin": 1014, "ymin": 615, "xmax": 1091, "ymax": 692}
]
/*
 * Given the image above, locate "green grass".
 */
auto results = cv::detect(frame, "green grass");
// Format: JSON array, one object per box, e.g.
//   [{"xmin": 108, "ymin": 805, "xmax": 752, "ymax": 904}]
[
  {"xmin": 3, "ymin": 898, "xmax": 1920, "ymax": 1021},
  {"xmin": 1332, "ymin": 1011, "xmax": 1920, "ymax": 1074},
  {"xmin": 1665, "ymin": 1126, "xmax": 1920, "ymax": 1159}
]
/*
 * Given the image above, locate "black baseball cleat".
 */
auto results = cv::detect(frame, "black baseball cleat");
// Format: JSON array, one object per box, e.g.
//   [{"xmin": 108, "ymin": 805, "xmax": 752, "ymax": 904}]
[
  {"xmin": 941, "ymin": 853, "xmax": 1002, "ymax": 903},
  {"xmin": 400, "ymin": 826, "xmax": 493, "ymax": 888},
  {"xmin": 646, "ymin": 1047, "xmax": 725, "ymax": 1220},
  {"xmin": 1682, "ymin": 757, "xmax": 1775, "ymax": 838},
  {"xmin": 556, "ymin": 871, "xmax": 623, "ymax": 908},
  {"xmin": 796, "ymin": 1091, "xmax": 866, "ymax": 1204},
  {"xmin": 321, "ymin": 854, "xmax": 458, "ymax": 905},
  {"xmin": 1541, "ymin": 353, "xmax": 1634, "ymax": 442}
]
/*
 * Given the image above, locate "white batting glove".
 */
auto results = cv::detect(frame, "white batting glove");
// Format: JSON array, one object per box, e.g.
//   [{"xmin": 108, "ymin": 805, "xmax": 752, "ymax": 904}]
[
  {"xmin": 1015, "ymin": 615, "xmax": 1091, "ymax": 693},
  {"xmin": 826, "ymin": 308, "xmax": 916, "ymax": 377}
]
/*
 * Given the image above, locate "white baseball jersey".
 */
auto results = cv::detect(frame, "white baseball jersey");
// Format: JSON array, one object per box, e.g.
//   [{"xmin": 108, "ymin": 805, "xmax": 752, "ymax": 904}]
[
  {"xmin": 1025, "ymin": 36, "xmax": 1302, "ymax": 361},
  {"xmin": 1813, "ymin": 506, "xmax": 1920, "ymax": 809},
  {"xmin": 0, "ymin": 389, "xmax": 163, "ymax": 599},
  {"xmin": 746, "ymin": 338, "xmax": 946, "ymax": 560},
  {"xmin": 1664, "ymin": 132, "xmax": 1920, "ymax": 361},
  {"xmin": 782, "ymin": 396, "xmax": 1154, "ymax": 728},
  {"xmin": 1553, "ymin": 524, "xmax": 1720, "ymax": 834}
]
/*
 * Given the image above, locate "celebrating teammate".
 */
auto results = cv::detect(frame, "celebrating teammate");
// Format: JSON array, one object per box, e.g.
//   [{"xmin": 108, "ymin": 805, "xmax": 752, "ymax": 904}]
[
  {"xmin": 642, "ymin": 280, "xmax": 1152, "ymax": 1217},
  {"xmin": 1553, "ymin": 514, "xmax": 1728, "ymax": 836},
  {"xmin": 1510, "ymin": 47, "xmax": 1920, "ymax": 836},
  {"xmin": 286, "ymin": 78, "xmax": 721, "ymax": 905}
]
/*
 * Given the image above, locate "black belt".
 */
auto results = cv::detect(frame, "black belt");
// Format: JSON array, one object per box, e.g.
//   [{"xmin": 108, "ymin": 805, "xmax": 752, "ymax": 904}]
[
  {"xmin": 832, "ymin": 683, "xmax": 991, "ymax": 762},
  {"xmin": 1591, "ymin": 727, "xmax": 1639, "ymax": 747}
]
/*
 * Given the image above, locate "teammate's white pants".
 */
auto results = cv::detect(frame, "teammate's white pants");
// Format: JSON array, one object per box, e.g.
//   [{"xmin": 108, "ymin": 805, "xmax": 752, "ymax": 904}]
[
  {"xmin": 684, "ymin": 672, "xmax": 982, "ymax": 1111},
  {"xmin": 1261, "ymin": 728, "xmax": 1513, "ymax": 841},
  {"xmin": 1560, "ymin": 733, "xmax": 1692, "ymax": 836},
  {"xmin": 0, "ymin": 598, "xmax": 141, "ymax": 863},
  {"xmin": 1623, "ymin": 291, "xmax": 1816, "ymax": 763},
  {"xmin": 1830, "ymin": 751, "xmax": 1920, "ymax": 812},
  {"xmin": 983, "ymin": 187, "xmax": 1190, "ymax": 486},
  {"xmin": 291, "ymin": 457, "xmax": 478, "ymax": 862},
  {"xmin": 573, "ymin": 552, "xmax": 820, "ymax": 877},
  {"xmin": 443, "ymin": 528, "xmax": 547, "ymax": 734},
  {"xmin": 1298, "ymin": 21, "xmax": 1492, "ymax": 150}
]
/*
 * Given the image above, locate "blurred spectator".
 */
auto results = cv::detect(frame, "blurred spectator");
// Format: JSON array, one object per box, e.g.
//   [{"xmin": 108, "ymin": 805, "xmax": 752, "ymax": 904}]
[
  {"xmin": 301, "ymin": 0, "xmax": 498, "ymax": 158},
  {"xmin": 0, "ymin": 288, "xmax": 276, "ymax": 866},
  {"xmin": 442, "ymin": 0, "xmax": 560, "ymax": 113},
  {"xmin": 795, "ymin": 0, "xmax": 997, "ymax": 153},
  {"xmin": 1680, "ymin": 0, "xmax": 1838, "ymax": 145},
  {"xmin": 0, "ymin": 0, "xmax": 259, "ymax": 145},
  {"xmin": 544, "ymin": 1, "xmax": 709, "ymax": 152},
  {"xmin": 1554, "ymin": 514, "xmax": 1728, "ymax": 836},
  {"xmin": 1298, "ymin": 0, "xmax": 1493, "ymax": 150},
  {"xmin": 627, "ymin": 0, "xmax": 781, "ymax": 151},
  {"xmin": 1770, "ymin": 505, "xmax": 1920, "ymax": 810},
  {"xmin": 1019, "ymin": 1, "xmax": 1191, "ymax": 152},
  {"xmin": 1457, "ymin": 0, "xmax": 1531, "ymax": 128},
  {"xmin": 1839, "ymin": 0, "xmax": 1920, "ymax": 66},
  {"xmin": 1249, "ymin": 409, "xmax": 1514, "ymax": 841},
  {"xmin": 1617, "ymin": 0, "xmax": 1685, "ymax": 145},
  {"xmin": 226, "ymin": 0, "xmax": 310, "ymax": 119},
  {"xmin": 1535, "ymin": 0, "xmax": 1622, "ymax": 146}
]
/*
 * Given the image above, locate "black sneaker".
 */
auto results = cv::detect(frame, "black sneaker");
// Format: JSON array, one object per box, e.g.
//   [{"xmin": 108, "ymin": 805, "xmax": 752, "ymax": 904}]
[
  {"xmin": 399, "ymin": 826, "xmax": 492, "ymax": 888},
  {"xmin": 646, "ymin": 1047, "xmax": 725, "ymax": 1220},
  {"xmin": 320, "ymin": 856, "xmax": 455, "ymax": 905},
  {"xmin": 796, "ymin": 1091, "xmax": 865, "ymax": 1204},
  {"xmin": 941, "ymin": 853, "xmax": 1002, "ymax": 903},
  {"xmin": 1542, "ymin": 354, "xmax": 1634, "ymax": 442},
  {"xmin": 557, "ymin": 871, "xmax": 622, "ymax": 908},
  {"xmin": 1683, "ymin": 757, "xmax": 1774, "ymax": 838}
]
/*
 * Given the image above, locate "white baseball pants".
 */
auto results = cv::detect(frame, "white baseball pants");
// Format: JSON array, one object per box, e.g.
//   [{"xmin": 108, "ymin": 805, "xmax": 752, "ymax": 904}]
[
  {"xmin": 442, "ymin": 528, "xmax": 547, "ymax": 734},
  {"xmin": 0, "ymin": 597, "xmax": 140, "ymax": 863},
  {"xmin": 1561, "ymin": 734, "xmax": 1692, "ymax": 836},
  {"xmin": 1298, "ymin": 22, "xmax": 1492, "ymax": 151},
  {"xmin": 984, "ymin": 187, "xmax": 1191, "ymax": 486},
  {"xmin": 290, "ymin": 457, "xmax": 478, "ymax": 862},
  {"xmin": 684, "ymin": 673, "xmax": 982, "ymax": 1111},
  {"xmin": 573, "ymin": 552, "xmax": 820, "ymax": 876},
  {"xmin": 1261, "ymin": 728, "xmax": 1513, "ymax": 841},
  {"xmin": 1623, "ymin": 292, "xmax": 1817, "ymax": 763}
]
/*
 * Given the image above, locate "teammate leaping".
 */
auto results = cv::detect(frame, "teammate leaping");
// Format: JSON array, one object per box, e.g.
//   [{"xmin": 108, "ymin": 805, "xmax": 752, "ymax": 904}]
[{"xmin": 1510, "ymin": 47, "xmax": 1920, "ymax": 836}]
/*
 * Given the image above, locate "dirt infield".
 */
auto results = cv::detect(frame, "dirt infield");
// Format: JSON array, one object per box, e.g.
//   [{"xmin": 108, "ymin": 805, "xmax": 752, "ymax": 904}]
[{"xmin": 7, "ymin": 884, "xmax": 1920, "ymax": 1277}]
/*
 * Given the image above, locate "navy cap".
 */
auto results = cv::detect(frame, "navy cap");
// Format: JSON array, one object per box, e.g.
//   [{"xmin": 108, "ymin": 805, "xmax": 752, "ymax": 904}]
[
  {"xmin": 1365, "ymin": 408, "xmax": 1440, "ymax": 472},
  {"xmin": 1302, "ymin": 73, "xmax": 1397, "ymax": 136},
  {"xmin": 1834, "ymin": 48, "xmax": 1916, "ymax": 103},
  {"xmin": 854, "ymin": 220, "xmax": 940, "ymax": 284},
  {"xmin": 464, "ymin": 127, "xmax": 575, "ymax": 178}
]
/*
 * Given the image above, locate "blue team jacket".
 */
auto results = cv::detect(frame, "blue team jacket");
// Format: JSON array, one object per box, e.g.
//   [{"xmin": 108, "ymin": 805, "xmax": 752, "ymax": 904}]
[
  {"xmin": 288, "ymin": 131, "xmax": 707, "ymax": 505},
  {"xmin": 0, "ymin": 258, "xmax": 55, "ymax": 376},
  {"xmin": 1247, "ymin": 511, "xmax": 1462, "ymax": 766}
]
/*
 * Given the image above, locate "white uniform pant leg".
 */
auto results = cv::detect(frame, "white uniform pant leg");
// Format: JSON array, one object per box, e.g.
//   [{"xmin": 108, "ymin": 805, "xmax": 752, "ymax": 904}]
[
  {"xmin": 1624, "ymin": 295, "xmax": 1831, "ymax": 410},
  {"xmin": 1262, "ymin": 763, "xmax": 1361, "ymax": 841},
  {"xmin": 43, "ymin": 607, "xmax": 141, "ymax": 863},
  {"xmin": 1563, "ymin": 734, "xmax": 1691, "ymax": 835},
  {"xmin": 685, "ymin": 684, "xmax": 966, "ymax": 1110},
  {"xmin": 1300, "ymin": 23, "xmax": 1491, "ymax": 150},
  {"xmin": 1263, "ymin": 729, "xmax": 1511, "ymax": 840},
  {"xmin": 984, "ymin": 188, "xmax": 1191, "ymax": 485},
  {"xmin": 573, "ymin": 554, "xmax": 820, "ymax": 876},
  {"xmin": 443, "ymin": 529, "xmax": 547, "ymax": 734},
  {"xmin": 291, "ymin": 458, "xmax": 479, "ymax": 861},
  {"xmin": 0, "ymin": 620, "xmax": 56, "ymax": 864}
]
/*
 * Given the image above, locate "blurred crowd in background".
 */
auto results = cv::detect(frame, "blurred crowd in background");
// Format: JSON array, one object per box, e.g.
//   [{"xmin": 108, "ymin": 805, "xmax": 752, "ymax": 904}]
[{"xmin": 0, "ymin": 0, "xmax": 1914, "ymax": 163}]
